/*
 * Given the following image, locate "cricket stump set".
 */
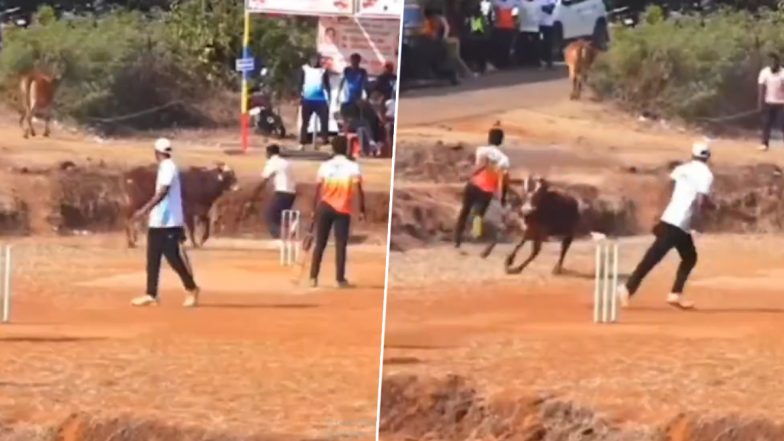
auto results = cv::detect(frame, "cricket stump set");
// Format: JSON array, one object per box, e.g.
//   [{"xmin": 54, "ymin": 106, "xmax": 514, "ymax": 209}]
[
  {"xmin": 594, "ymin": 239, "xmax": 619, "ymax": 324},
  {"xmin": 280, "ymin": 210, "xmax": 302, "ymax": 267}
]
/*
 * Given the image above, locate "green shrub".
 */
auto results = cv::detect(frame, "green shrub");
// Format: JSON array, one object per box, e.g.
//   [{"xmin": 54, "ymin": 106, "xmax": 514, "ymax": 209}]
[
  {"xmin": 590, "ymin": 8, "xmax": 784, "ymax": 124},
  {"xmin": 0, "ymin": 1, "xmax": 315, "ymax": 131}
]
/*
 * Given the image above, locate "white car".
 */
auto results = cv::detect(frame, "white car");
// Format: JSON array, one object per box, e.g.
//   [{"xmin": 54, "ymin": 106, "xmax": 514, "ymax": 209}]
[{"xmin": 550, "ymin": 0, "xmax": 609, "ymax": 50}]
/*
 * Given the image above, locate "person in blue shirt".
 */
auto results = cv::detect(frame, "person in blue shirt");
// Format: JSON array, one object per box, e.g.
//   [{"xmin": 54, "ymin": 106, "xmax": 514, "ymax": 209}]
[
  {"xmin": 299, "ymin": 53, "xmax": 332, "ymax": 149},
  {"xmin": 338, "ymin": 53, "xmax": 368, "ymax": 120}
]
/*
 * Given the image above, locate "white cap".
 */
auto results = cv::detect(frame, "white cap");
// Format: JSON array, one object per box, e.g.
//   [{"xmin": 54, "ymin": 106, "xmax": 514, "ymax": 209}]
[
  {"xmin": 691, "ymin": 140, "xmax": 710, "ymax": 159},
  {"xmin": 154, "ymin": 138, "xmax": 172, "ymax": 154}
]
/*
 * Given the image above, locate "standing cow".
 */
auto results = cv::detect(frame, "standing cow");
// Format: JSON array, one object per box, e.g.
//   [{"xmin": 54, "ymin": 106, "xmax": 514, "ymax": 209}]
[
  {"xmin": 564, "ymin": 40, "xmax": 599, "ymax": 101},
  {"xmin": 482, "ymin": 175, "xmax": 580, "ymax": 275},
  {"xmin": 124, "ymin": 163, "xmax": 239, "ymax": 248},
  {"xmin": 19, "ymin": 70, "xmax": 59, "ymax": 138}
]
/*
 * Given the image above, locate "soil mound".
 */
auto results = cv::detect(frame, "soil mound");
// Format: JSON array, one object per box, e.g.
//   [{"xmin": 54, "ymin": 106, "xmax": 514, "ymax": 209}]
[
  {"xmin": 395, "ymin": 143, "xmax": 473, "ymax": 183},
  {"xmin": 0, "ymin": 161, "xmax": 391, "ymax": 239},
  {"xmin": 380, "ymin": 374, "xmax": 784, "ymax": 441},
  {"xmin": 379, "ymin": 374, "xmax": 658, "ymax": 441},
  {"xmin": 0, "ymin": 413, "xmax": 331, "ymax": 441}
]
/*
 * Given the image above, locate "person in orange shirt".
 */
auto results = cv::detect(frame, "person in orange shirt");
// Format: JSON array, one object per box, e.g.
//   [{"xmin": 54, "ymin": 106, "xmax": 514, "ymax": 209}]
[
  {"xmin": 309, "ymin": 136, "xmax": 367, "ymax": 288},
  {"xmin": 491, "ymin": 0, "xmax": 520, "ymax": 68},
  {"xmin": 454, "ymin": 126, "xmax": 511, "ymax": 250}
]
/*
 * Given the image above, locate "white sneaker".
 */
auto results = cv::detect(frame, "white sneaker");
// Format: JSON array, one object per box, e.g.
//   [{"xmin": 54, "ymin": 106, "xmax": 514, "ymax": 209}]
[
  {"xmin": 616, "ymin": 284, "xmax": 630, "ymax": 308},
  {"xmin": 298, "ymin": 144, "xmax": 307, "ymax": 151},
  {"xmin": 183, "ymin": 289, "xmax": 200, "ymax": 308},
  {"xmin": 131, "ymin": 295, "xmax": 158, "ymax": 307},
  {"xmin": 666, "ymin": 293, "xmax": 695, "ymax": 310},
  {"xmin": 759, "ymin": 144, "xmax": 770, "ymax": 151}
]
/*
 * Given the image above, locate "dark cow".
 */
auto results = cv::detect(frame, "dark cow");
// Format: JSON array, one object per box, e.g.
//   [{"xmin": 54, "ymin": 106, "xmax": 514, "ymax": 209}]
[
  {"xmin": 19, "ymin": 70, "xmax": 60, "ymax": 138},
  {"xmin": 482, "ymin": 176, "xmax": 580, "ymax": 275},
  {"xmin": 123, "ymin": 163, "xmax": 239, "ymax": 248}
]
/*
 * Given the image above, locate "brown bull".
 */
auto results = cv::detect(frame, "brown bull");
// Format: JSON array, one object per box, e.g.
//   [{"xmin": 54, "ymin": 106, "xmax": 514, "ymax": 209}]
[
  {"xmin": 19, "ymin": 71, "xmax": 59, "ymax": 138},
  {"xmin": 564, "ymin": 40, "xmax": 599, "ymax": 100},
  {"xmin": 482, "ymin": 176, "xmax": 580, "ymax": 275},
  {"xmin": 123, "ymin": 163, "xmax": 239, "ymax": 248}
]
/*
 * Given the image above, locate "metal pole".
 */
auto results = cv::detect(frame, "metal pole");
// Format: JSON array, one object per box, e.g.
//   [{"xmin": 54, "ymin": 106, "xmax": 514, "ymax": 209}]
[{"xmin": 241, "ymin": 10, "xmax": 251, "ymax": 152}]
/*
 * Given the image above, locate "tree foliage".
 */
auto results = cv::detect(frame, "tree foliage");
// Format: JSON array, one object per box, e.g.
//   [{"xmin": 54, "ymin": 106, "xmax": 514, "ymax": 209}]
[
  {"xmin": 589, "ymin": 7, "xmax": 784, "ymax": 124},
  {"xmin": 0, "ymin": 0, "xmax": 316, "ymax": 130}
]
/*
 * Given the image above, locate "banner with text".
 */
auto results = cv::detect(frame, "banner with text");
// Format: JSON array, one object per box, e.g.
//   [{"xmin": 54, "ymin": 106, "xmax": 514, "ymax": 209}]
[
  {"xmin": 355, "ymin": 0, "xmax": 403, "ymax": 17},
  {"xmin": 317, "ymin": 16, "xmax": 400, "ymax": 76},
  {"xmin": 246, "ymin": 0, "xmax": 354, "ymax": 15}
]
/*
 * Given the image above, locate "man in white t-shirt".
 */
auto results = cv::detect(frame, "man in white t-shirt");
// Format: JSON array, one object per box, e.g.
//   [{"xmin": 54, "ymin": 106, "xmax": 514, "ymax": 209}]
[
  {"xmin": 618, "ymin": 141, "xmax": 714, "ymax": 310},
  {"xmin": 250, "ymin": 144, "xmax": 297, "ymax": 239},
  {"xmin": 516, "ymin": 0, "xmax": 541, "ymax": 66},
  {"xmin": 758, "ymin": 53, "xmax": 784, "ymax": 151},
  {"xmin": 131, "ymin": 138, "xmax": 200, "ymax": 307},
  {"xmin": 454, "ymin": 126, "xmax": 510, "ymax": 251},
  {"xmin": 538, "ymin": 0, "xmax": 556, "ymax": 69}
]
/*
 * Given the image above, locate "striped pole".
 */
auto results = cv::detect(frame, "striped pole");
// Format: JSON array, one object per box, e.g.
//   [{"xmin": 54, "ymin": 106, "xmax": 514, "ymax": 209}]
[{"xmin": 240, "ymin": 10, "xmax": 251, "ymax": 153}]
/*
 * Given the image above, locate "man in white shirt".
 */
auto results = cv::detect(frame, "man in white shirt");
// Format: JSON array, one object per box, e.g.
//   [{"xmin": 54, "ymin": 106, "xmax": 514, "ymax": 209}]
[
  {"xmin": 299, "ymin": 53, "xmax": 331, "ymax": 150},
  {"xmin": 454, "ymin": 126, "xmax": 510, "ymax": 250},
  {"xmin": 131, "ymin": 138, "xmax": 200, "ymax": 307},
  {"xmin": 618, "ymin": 141, "xmax": 714, "ymax": 310},
  {"xmin": 538, "ymin": 0, "xmax": 556, "ymax": 69},
  {"xmin": 758, "ymin": 53, "xmax": 784, "ymax": 151},
  {"xmin": 516, "ymin": 0, "xmax": 541, "ymax": 66},
  {"xmin": 250, "ymin": 144, "xmax": 297, "ymax": 239}
]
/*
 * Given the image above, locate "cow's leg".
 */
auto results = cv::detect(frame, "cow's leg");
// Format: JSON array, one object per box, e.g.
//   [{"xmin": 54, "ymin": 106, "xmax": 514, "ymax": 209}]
[
  {"xmin": 506, "ymin": 237, "xmax": 542, "ymax": 275},
  {"xmin": 126, "ymin": 219, "xmax": 136, "ymax": 248},
  {"xmin": 27, "ymin": 110, "xmax": 36, "ymax": 137},
  {"xmin": 199, "ymin": 214, "xmax": 211, "ymax": 246},
  {"xmin": 186, "ymin": 215, "xmax": 199, "ymax": 248},
  {"xmin": 43, "ymin": 109, "xmax": 51, "ymax": 137},
  {"xmin": 568, "ymin": 64, "xmax": 578, "ymax": 100},
  {"xmin": 504, "ymin": 233, "xmax": 529, "ymax": 273},
  {"xmin": 553, "ymin": 235, "xmax": 573, "ymax": 275}
]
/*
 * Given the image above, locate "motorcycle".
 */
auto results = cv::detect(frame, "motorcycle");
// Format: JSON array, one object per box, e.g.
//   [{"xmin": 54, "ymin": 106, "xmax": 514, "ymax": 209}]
[{"xmin": 248, "ymin": 68, "xmax": 286, "ymax": 139}]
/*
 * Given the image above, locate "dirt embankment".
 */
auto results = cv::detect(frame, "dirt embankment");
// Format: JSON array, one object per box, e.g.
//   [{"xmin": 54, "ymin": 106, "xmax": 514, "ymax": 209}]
[
  {"xmin": 0, "ymin": 162, "xmax": 390, "ymax": 238},
  {"xmin": 391, "ymin": 145, "xmax": 784, "ymax": 251},
  {"xmin": 1, "ymin": 413, "xmax": 328, "ymax": 441},
  {"xmin": 380, "ymin": 375, "xmax": 784, "ymax": 441}
]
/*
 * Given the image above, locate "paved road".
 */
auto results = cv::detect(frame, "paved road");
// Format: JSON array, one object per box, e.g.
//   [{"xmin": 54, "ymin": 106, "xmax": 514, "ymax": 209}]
[{"xmin": 398, "ymin": 67, "xmax": 570, "ymax": 127}]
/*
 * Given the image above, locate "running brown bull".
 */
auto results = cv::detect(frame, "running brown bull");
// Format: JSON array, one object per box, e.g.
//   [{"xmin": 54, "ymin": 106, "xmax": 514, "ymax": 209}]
[
  {"xmin": 482, "ymin": 176, "xmax": 580, "ymax": 275},
  {"xmin": 564, "ymin": 40, "xmax": 599, "ymax": 100},
  {"xmin": 123, "ymin": 163, "xmax": 239, "ymax": 248},
  {"xmin": 19, "ymin": 71, "xmax": 60, "ymax": 139}
]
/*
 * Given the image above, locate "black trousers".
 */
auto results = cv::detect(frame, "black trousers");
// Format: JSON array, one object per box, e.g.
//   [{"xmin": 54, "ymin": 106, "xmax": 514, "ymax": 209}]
[
  {"xmin": 539, "ymin": 25, "xmax": 554, "ymax": 68},
  {"xmin": 267, "ymin": 191, "xmax": 296, "ymax": 239},
  {"xmin": 146, "ymin": 227, "xmax": 198, "ymax": 298},
  {"xmin": 309, "ymin": 202, "xmax": 351, "ymax": 282},
  {"xmin": 625, "ymin": 222, "xmax": 697, "ymax": 296},
  {"xmin": 465, "ymin": 32, "xmax": 488, "ymax": 74},
  {"xmin": 515, "ymin": 31, "xmax": 540, "ymax": 66},
  {"xmin": 454, "ymin": 183, "xmax": 494, "ymax": 247},
  {"xmin": 761, "ymin": 103, "xmax": 784, "ymax": 147},
  {"xmin": 300, "ymin": 99, "xmax": 330, "ymax": 145},
  {"xmin": 491, "ymin": 28, "xmax": 515, "ymax": 68}
]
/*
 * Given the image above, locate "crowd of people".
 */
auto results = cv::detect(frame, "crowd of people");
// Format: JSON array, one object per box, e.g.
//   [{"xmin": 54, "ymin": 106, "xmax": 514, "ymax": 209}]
[
  {"xmin": 401, "ymin": 0, "xmax": 559, "ymax": 84},
  {"xmin": 298, "ymin": 52, "xmax": 397, "ymax": 157}
]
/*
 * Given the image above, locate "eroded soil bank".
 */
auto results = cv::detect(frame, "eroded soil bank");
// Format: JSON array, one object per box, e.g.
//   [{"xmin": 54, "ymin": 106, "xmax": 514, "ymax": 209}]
[
  {"xmin": 380, "ymin": 374, "xmax": 784, "ymax": 441},
  {"xmin": 0, "ymin": 162, "xmax": 390, "ymax": 237},
  {"xmin": 391, "ymin": 144, "xmax": 783, "ymax": 251}
]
